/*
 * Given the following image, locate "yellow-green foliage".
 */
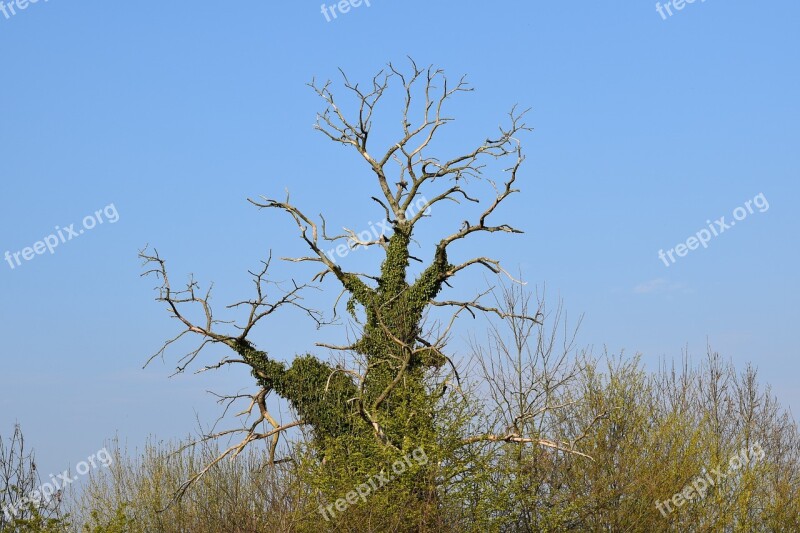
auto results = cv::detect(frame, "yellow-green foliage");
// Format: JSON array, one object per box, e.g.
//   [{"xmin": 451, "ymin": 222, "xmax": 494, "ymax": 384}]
[{"xmin": 63, "ymin": 352, "xmax": 799, "ymax": 532}]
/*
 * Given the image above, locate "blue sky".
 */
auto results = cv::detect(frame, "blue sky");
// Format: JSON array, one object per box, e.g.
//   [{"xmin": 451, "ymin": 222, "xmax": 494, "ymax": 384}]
[{"xmin": 1, "ymin": 1, "xmax": 798, "ymax": 477}]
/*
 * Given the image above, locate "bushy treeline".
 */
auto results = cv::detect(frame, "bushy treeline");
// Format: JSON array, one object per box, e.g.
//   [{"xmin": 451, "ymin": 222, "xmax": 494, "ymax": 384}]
[{"xmin": 4, "ymin": 345, "xmax": 799, "ymax": 531}]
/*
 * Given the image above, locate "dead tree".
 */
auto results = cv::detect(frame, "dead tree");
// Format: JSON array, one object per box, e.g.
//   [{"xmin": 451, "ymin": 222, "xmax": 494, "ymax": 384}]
[
  {"xmin": 0, "ymin": 425, "xmax": 65, "ymax": 528},
  {"xmin": 140, "ymin": 60, "xmax": 591, "ymax": 502}
]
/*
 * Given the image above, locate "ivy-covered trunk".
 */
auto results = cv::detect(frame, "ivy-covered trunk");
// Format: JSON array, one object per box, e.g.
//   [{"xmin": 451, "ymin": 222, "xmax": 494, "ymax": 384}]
[
  {"xmin": 140, "ymin": 61, "xmax": 531, "ymax": 529},
  {"xmin": 235, "ymin": 222, "xmax": 448, "ymax": 525}
]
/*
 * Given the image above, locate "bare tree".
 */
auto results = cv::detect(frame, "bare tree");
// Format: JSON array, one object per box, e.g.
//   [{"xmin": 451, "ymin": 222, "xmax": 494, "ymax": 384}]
[
  {"xmin": 470, "ymin": 284, "xmax": 604, "ymax": 458},
  {"xmin": 140, "ymin": 60, "xmax": 574, "ymax": 511},
  {"xmin": 0, "ymin": 425, "xmax": 66, "ymax": 530}
]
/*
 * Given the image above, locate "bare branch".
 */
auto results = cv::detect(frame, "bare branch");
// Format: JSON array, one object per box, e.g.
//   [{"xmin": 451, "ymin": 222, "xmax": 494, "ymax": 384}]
[{"xmin": 461, "ymin": 433, "xmax": 595, "ymax": 461}]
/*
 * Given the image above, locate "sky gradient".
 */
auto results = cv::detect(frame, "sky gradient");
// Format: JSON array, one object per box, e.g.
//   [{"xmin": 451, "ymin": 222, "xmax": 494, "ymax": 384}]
[{"xmin": 1, "ymin": 0, "xmax": 798, "ymax": 478}]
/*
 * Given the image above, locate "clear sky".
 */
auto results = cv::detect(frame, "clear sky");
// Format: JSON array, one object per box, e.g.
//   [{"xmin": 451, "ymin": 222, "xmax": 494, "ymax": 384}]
[{"xmin": 1, "ymin": 1, "xmax": 798, "ymax": 478}]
